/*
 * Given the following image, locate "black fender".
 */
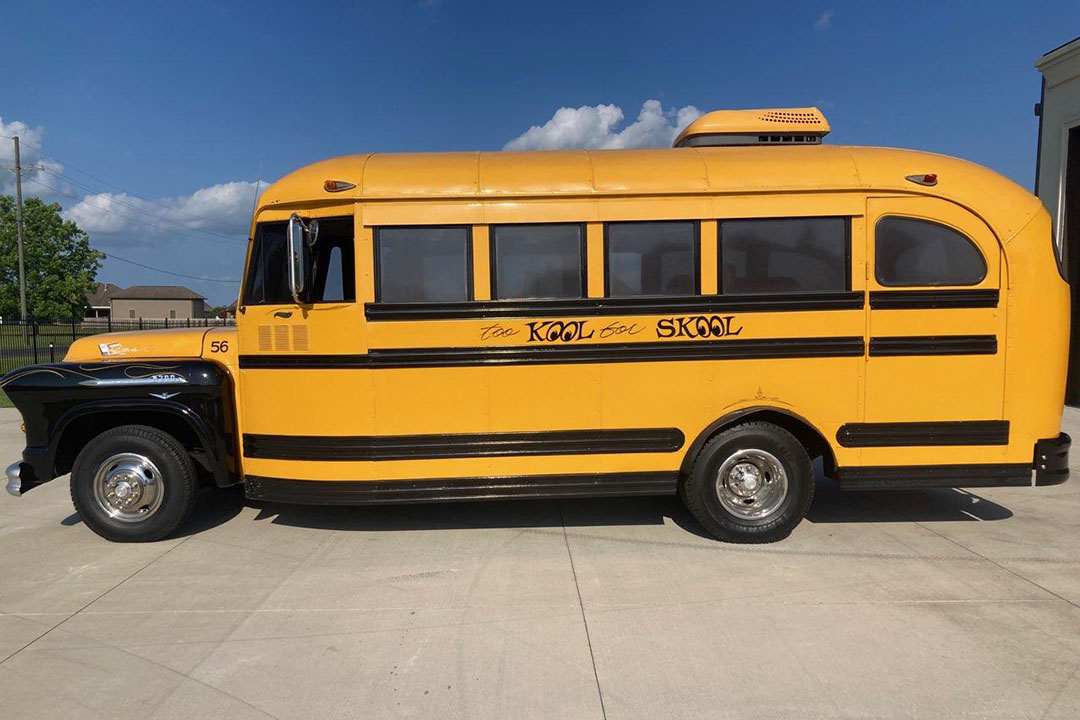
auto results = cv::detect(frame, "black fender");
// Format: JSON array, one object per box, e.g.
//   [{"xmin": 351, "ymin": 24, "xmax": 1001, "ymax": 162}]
[
  {"xmin": 2, "ymin": 360, "xmax": 237, "ymax": 494},
  {"xmin": 679, "ymin": 405, "xmax": 835, "ymax": 477}
]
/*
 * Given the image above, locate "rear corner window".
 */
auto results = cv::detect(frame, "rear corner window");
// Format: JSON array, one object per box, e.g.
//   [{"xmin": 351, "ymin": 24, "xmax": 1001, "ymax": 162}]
[
  {"xmin": 719, "ymin": 217, "xmax": 848, "ymax": 294},
  {"xmin": 376, "ymin": 226, "xmax": 472, "ymax": 303},
  {"xmin": 875, "ymin": 216, "xmax": 987, "ymax": 286},
  {"xmin": 605, "ymin": 221, "xmax": 698, "ymax": 297}
]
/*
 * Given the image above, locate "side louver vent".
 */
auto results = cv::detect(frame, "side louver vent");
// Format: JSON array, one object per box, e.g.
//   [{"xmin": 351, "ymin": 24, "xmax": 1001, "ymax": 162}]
[
  {"xmin": 293, "ymin": 325, "xmax": 309, "ymax": 351},
  {"xmin": 273, "ymin": 325, "xmax": 290, "ymax": 351},
  {"xmin": 258, "ymin": 324, "xmax": 310, "ymax": 352}
]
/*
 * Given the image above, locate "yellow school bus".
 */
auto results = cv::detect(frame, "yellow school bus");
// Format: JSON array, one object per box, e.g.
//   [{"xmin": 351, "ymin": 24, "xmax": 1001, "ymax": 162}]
[{"xmin": 2, "ymin": 107, "xmax": 1071, "ymax": 543}]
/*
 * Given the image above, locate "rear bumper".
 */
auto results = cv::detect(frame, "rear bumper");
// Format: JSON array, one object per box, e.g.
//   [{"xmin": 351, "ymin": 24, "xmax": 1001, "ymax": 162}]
[
  {"xmin": 837, "ymin": 433, "xmax": 1071, "ymax": 490},
  {"xmin": 1034, "ymin": 432, "xmax": 1070, "ymax": 486}
]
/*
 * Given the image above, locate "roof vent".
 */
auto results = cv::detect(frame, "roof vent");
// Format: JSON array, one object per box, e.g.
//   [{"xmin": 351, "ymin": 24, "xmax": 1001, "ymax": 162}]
[{"xmin": 673, "ymin": 107, "xmax": 830, "ymax": 148}]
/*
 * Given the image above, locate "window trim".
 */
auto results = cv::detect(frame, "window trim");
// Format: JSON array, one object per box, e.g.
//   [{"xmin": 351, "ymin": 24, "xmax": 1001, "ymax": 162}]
[
  {"xmin": 241, "ymin": 221, "xmax": 284, "ymax": 306},
  {"xmin": 310, "ymin": 242, "xmax": 350, "ymax": 304},
  {"xmin": 602, "ymin": 220, "xmax": 701, "ymax": 298},
  {"xmin": 489, "ymin": 222, "xmax": 588, "ymax": 301},
  {"xmin": 373, "ymin": 225, "xmax": 474, "ymax": 304},
  {"xmin": 243, "ymin": 216, "xmax": 357, "ymax": 307},
  {"xmin": 717, "ymin": 215, "xmax": 852, "ymax": 295},
  {"xmin": 873, "ymin": 215, "xmax": 988, "ymax": 288}
]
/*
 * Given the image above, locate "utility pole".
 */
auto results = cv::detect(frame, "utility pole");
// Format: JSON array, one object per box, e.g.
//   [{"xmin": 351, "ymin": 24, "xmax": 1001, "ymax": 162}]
[{"xmin": 13, "ymin": 137, "xmax": 28, "ymax": 332}]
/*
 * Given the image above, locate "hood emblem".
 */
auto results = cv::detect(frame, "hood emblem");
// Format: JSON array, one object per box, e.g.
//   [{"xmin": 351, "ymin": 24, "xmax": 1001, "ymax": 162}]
[{"xmin": 149, "ymin": 392, "xmax": 180, "ymax": 400}]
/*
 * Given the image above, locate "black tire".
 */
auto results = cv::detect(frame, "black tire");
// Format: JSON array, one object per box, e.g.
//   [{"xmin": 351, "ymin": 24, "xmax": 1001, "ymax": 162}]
[
  {"xmin": 70, "ymin": 424, "xmax": 198, "ymax": 542},
  {"xmin": 681, "ymin": 421, "xmax": 814, "ymax": 543}
]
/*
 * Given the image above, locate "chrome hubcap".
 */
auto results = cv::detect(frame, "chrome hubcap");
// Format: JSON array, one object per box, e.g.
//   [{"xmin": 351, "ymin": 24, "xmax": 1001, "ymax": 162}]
[
  {"xmin": 92, "ymin": 453, "xmax": 164, "ymax": 522},
  {"xmin": 715, "ymin": 449, "xmax": 788, "ymax": 520}
]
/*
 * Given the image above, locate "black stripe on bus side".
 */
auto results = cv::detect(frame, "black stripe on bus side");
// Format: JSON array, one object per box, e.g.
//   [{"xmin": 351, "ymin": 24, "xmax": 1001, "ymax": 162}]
[
  {"xmin": 365, "ymin": 291, "xmax": 865, "ymax": 321},
  {"xmin": 238, "ymin": 336, "xmax": 866, "ymax": 370},
  {"xmin": 869, "ymin": 289, "xmax": 999, "ymax": 310},
  {"xmin": 836, "ymin": 420, "xmax": 1009, "ymax": 448},
  {"xmin": 243, "ymin": 427, "xmax": 685, "ymax": 461},
  {"xmin": 868, "ymin": 335, "xmax": 997, "ymax": 357},
  {"xmin": 244, "ymin": 472, "xmax": 681, "ymax": 505},
  {"xmin": 836, "ymin": 463, "xmax": 1031, "ymax": 490}
]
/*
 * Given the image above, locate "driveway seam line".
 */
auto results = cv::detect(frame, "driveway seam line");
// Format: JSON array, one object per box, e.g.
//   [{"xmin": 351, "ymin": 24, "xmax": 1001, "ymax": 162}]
[
  {"xmin": 864, "ymin": 494, "xmax": 1080, "ymax": 611},
  {"xmin": 557, "ymin": 500, "xmax": 608, "ymax": 720},
  {"xmin": 0, "ymin": 534, "xmax": 193, "ymax": 665}
]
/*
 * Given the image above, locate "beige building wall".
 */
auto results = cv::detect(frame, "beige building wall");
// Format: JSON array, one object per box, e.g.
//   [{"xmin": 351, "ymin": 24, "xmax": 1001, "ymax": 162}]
[
  {"xmin": 1036, "ymin": 38, "xmax": 1080, "ymax": 247},
  {"xmin": 111, "ymin": 298, "xmax": 206, "ymax": 319}
]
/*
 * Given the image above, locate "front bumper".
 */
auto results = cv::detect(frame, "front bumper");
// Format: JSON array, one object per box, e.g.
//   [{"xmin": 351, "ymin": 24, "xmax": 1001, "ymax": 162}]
[
  {"xmin": 1034, "ymin": 433, "xmax": 1070, "ymax": 486},
  {"xmin": 5, "ymin": 461, "xmax": 20, "ymax": 496},
  {"xmin": 5, "ymin": 453, "xmax": 47, "ymax": 497}
]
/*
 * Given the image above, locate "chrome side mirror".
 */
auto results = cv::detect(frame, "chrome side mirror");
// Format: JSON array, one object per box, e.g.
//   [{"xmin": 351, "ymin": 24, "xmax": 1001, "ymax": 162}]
[{"xmin": 286, "ymin": 214, "xmax": 310, "ymax": 303}]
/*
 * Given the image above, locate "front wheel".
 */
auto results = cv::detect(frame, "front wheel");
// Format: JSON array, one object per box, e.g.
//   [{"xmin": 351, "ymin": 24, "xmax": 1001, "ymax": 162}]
[
  {"xmin": 681, "ymin": 421, "xmax": 814, "ymax": 543},
  {"xmin": 70, "ymin": 425, "xmax": 198, "ymax": 542}
]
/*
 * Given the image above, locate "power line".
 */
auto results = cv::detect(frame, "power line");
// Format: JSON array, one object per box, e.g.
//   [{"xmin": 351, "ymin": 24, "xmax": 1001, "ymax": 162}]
[
  {"xmin": 21, "ymin": 177, "xmax": 241, "ymax": 248},
  {"xmin": 10, "ymin": 135, "xmax": 247, "ymax": 232},
  {"xmin": 37, "ymin": 166, "xmax": 245, "ymax": 241},
  {"xmin": 103, "ymin": 252, "xmax": 239, "ymax": 283},
  {"xmin": 20, "ymin": 176, "xmax": 244, "ymax": 247},
  {"xmin": 5, "ymin": 134, "xmax": 244, "ymax": 287}
]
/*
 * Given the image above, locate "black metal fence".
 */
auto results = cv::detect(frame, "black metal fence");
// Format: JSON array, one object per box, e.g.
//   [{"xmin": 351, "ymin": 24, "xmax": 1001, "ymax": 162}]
[{"xmin": 0, "ymin": 318, "xmax": 235, "ymax": 375}]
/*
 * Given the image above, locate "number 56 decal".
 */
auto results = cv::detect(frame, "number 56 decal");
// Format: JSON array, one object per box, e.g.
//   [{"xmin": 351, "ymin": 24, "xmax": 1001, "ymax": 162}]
[{"xmin": 210, "ymin": 340, "xmax": 229, "ymax": 353}]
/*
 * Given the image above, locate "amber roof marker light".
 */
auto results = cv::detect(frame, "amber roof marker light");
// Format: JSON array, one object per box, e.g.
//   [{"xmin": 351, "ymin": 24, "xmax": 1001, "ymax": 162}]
[
  {"xmin": 324, "ymin": 180, "xmax": 356, "ymax": 192},
  {"xmin": 905, "ymin": 173, "xmax": 938, "ymax": 187}
]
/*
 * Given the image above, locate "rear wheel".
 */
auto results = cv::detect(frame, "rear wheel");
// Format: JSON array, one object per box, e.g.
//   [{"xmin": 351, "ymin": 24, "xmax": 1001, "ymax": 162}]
[
  {"xmin": 681, "ymin": 421, "xmax": 814, "ymax": 543},
  {"xmin": 70, "ymin": 425, "xmax": 197, "ymax": 542}
]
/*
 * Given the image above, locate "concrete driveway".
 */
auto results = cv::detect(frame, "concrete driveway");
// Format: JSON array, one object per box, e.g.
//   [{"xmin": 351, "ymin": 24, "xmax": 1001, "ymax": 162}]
[{"xmin": 1, "ymin": 407, "xmax": 1078, "ymax": 720}]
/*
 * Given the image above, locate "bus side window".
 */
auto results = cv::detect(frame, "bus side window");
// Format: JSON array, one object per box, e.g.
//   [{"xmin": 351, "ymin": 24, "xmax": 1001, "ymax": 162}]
[
  {"xmin": 492, "ymin": 224, "xmax": 585, "ymax": 300},
  {"xmin": 605, "ymin": 221, "xmax": 698, "ymax": 297},
  {"xmin": 719, "ymin": 217, "xmax": 849, "ymax": 294},
  {"xmin": 875, "ymin": 217, "xmax": 987, "ymax": 286},
  {"xmin": 375, "ymin": 226, "xmax": 472, "ymax": 303}
]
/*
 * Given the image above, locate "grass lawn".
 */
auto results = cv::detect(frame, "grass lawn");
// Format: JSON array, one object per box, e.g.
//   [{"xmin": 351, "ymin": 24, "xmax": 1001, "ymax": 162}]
[{"xmin": 0, "ymin": 390, "xmax": 13, "ymax": 408}]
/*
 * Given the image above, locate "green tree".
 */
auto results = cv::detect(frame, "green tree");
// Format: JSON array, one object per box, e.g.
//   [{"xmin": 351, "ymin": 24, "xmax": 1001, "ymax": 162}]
[{"xmin": 0, "ymin": 196, "xmax": 103, "ymax": 321}]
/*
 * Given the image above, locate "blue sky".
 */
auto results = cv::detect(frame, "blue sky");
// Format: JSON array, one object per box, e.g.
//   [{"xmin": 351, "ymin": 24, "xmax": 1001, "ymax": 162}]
[{"xmin": 2, "ymin": 0, "xmax": 1078, "ymax": 305}]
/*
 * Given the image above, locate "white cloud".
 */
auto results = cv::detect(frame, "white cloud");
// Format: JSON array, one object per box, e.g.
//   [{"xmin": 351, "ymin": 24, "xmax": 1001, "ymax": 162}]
[
  {"xmin": 1, "ymin": 116, "xmax": 253, "ymax": 304},
  {"xmin": 63, "ymin": 181, "xmax": 259, "ymax": 241},
  {"xmin": 3, "ymin": 115, "xmax": 256, "ymax": 244},
  {"xmin": 814, "ymin": 10, "xmax": 833, "ymax": 30},
  {"xmin": 0, "ymin": 116, "xmax": 66, "ymax": 197},
  {"xmin": 504, "ymin": 100, "xmax": 702, "ymax": 151}
]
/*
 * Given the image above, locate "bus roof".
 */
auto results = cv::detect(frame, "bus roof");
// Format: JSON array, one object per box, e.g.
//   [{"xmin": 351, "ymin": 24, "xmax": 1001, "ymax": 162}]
[{"xmin": 258, "ymin": 145, "xmax": 1042, "ymax": 241}]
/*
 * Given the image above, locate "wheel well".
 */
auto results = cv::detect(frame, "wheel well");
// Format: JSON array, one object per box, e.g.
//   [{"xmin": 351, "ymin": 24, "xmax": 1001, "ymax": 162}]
[
  {"xmin": 54, "ymin": 411, "xmax": 204, "ymax": 479},
  {"xmin": 681, "ymin": 409, "xmax": 836, "ymax": 478}
]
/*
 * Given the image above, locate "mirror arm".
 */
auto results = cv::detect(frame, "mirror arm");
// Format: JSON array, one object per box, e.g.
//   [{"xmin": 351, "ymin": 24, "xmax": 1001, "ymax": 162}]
[{"xmin": 287, "ymin": 213, "xmax": 308, "ymax": 305}]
